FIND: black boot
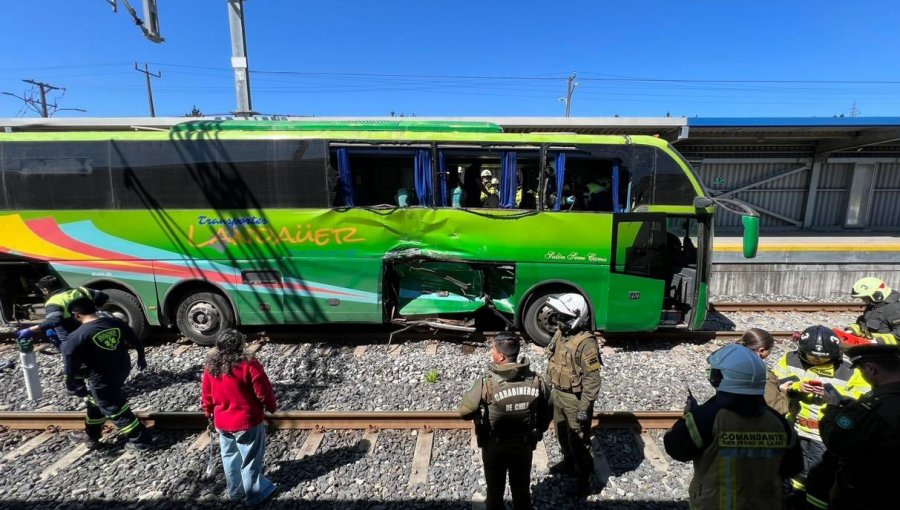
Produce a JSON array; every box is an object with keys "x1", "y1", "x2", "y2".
[{"x1": 549, "y1": 459, "x2": 576, "y2": 476}]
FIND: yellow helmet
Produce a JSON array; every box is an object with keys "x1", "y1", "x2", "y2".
[{"x1": 851, "y1": 277, "x2": 891, "y2": 302}]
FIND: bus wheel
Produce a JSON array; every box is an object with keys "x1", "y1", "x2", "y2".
[
  {"x1": 100, "y1": 289, "x2": 148, "y2": 339},
  {"x1": 523, "y1": 292, "x2": 569, "y2": 347},
  {"x1": 175, "y1": 292, "x2": 234, "y2": 346}
]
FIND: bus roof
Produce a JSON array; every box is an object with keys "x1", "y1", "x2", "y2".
[{"x1": 170, "y1": 119, "x2": 504, "y2": 133}]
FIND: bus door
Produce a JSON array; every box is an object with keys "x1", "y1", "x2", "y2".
[
  {"x1": 607, "y1": 213, "x2": 668, "y2": 331},
  {"x1": 235, "y1": 265, "x2": 284, "y2": 325}
]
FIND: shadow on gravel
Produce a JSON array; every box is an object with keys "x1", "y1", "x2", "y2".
[
  {"x1": 269, "y1": 438, "x2": 370, "y2": 493},
  {"x1": 0, "y1": 499, "x2": 689, "y2": 509},
  {"x1": 701, "y1": 307, "x2": 737, "y2": 331},
  {"x1": 125, "y1": 364, "x2": 203, "y2": 393},
  {"x1": 271, "y1": 348, "x2": 345, "y2": 409}
]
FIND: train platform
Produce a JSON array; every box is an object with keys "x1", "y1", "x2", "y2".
[{"x1": 710, "y1": 235, "x2": 900, "y2": 297}]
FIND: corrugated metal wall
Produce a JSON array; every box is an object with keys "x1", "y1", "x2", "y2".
[
  {"x1": 872, "y1": 163, "x2": 900, "y2": 227},
  {"x1": 812, "y1": 163, "x2": 853, "y2": 227}
]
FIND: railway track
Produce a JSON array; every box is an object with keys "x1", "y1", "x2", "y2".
[
  {"x1": 0, "y1": 410, "x2": 682, "y2": 431},
  {"x1": 711, "y1": 302, "x2": 862, "y2": 313}
]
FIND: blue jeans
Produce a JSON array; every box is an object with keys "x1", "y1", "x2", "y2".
[{"x1": 218, "y1": 423, "x2": 276, "y2": 506}]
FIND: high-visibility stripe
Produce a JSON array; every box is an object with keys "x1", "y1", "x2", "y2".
[
  {"x1": 86, "y1": 395, "x2": 97, "y2": 406},
  {"x1": 109, "y1": 405, "x2": 131, "y2": 420},
  {"x1": 791, "y1": 478, "x2": 806, "y2": 491},
  {"x1": 718, "y1": 457, "x2": 736, "y2": 509},
  {"x1": 807, "y1": 493, "x2": 829, "y2": 509},
  {"x1": 85, "y1": 416, "x2": 107, "y2": 425},
  {"x1": 685, "y1": 412, "x2": 704, "y2": 448},
  {"x1": 120, "y1": 418, "x2": 141, "y2": 435}
]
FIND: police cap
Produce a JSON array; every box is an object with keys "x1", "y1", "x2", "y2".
[{"x1": 843, "y1": 343, "x2": 900, "y2": 367}]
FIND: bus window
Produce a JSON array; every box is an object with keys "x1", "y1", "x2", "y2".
[
  {"x1": 546, "y1": 145, "x2": 640, "y2": 213},
  {"x1": 2, "y1": 141, "x2": 112, "y2": 209},
  {"x1": 111, "y1": 140, "x2": 219, "y2": 209},
  {"x1": 437, "y1": 148, "x2": 539, "y2": 209},
  {"x1": 654, "y1": 149, "x2": 698, "y2": 205},
  {"x1": 328, "y1": 147, "x2": 419, "y2": 207}
]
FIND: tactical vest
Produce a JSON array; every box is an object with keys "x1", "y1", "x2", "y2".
[
  {"x1": 483, "y1": 372, "x2": 543, "y2": 443},
  {"x1": 46, "y1": 287, "x2": 91, "y2": 320},
  {"x1": 688, "y1": 408, "x2": 795, "y2": 510},
  {"x1": 547, "y1": 331, "x2": 594, "y2": 393}
]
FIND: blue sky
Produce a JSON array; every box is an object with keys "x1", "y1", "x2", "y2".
[{"x1": 1, "y1": 1, "x2": 899, "y2": 118}]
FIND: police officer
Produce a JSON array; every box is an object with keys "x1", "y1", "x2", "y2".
[
  {"x1": 544, "y1": 293, "x2": 602, "y2": 492},
  {"x1": 64, "y1": 297, "x2": 152, "y2": 451},
  {"x1": 664, "y1": 344, "x2": 803, "y2": 509},
  {"x1": 847, "y1": 277, "x2": 900, "y2": 345},
  {"x1": 773, "y1": 325, "x2": 870, "y2": 509},
  {"x1": 459, "y1": 332, "x2": 551, "y2": 510},
  {"x1": 821, "y1": 343, "x2": 900, "y2": 509},
  {"x1": 15, "y1": 275, "x2": 108, "y2": 350}
]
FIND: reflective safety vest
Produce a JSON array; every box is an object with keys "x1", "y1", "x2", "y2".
[
  {"x1": 686, "y1": 407, "x2": 797, "y2": 510},
  {"x1": 45, "y1": 287, "x2": 92, "y2": 320},
  {"x1": 547, "y1": 331, "x2": 594, "y2": 393},
  {"x1": 483, "y1": 372, "x2": 543, "y2": 442},
  {"x1": 773, "y1": 352, "x2": 870, "y2": 441}
]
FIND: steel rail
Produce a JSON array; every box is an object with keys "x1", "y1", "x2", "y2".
[
  {"x1": 0, "y1": 410, "x2": 682, "y2": 431},
  {"x1": 712, "y1": 302, "x2": 862, "y2": 313}
]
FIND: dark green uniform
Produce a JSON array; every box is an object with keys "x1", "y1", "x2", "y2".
[
  {"x1": 545, "y1": 329, "x2": 603, "y2": 482},
  {"x1": 460, "y1": 360, "x2": 552, "y2": 510},
  {"x1": 821, "y1": 381, "x2": 900, "y2": 509}
]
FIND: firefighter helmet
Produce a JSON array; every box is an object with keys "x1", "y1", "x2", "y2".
[
  {"x1": 798, "y1": 325, "x2": 842, "y2": 362},
  {"x1": 545, "y1": 293, "x2": 588, "y2": 332},
  {"x1": 480, "y1": 169, "x2": 492, "y2": 178},
  {"x1": 707, "y1": 344, "x2": 766, "y2": 395},
  {"x1": 851, "y1": 277, "x2": 891, "y2": 302}
]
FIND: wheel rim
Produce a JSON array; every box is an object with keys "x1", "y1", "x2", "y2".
[
  {"x1": 101, "y1": 304, "x2": 130, "y2": 324},
  {"x1": 535, "y1": 304, "x2": 561, "y2": 337},
  {"x1": 186, "y1": 301, "x2": 221, "y2": 335}
]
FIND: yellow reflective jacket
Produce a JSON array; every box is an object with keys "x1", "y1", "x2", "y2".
[{"x1": 772, "y1": 352, "x2": 870, "y2": 441}]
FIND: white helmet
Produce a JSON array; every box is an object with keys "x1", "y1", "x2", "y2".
[
  {"x1": 545, "y1": 293, "x2": 588, "y2": 332},
  {"x1": 480, "y1": 169, "x2": 492, "y2": 178}
]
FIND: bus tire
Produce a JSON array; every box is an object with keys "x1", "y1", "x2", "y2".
[
  {"x1": 175, "y1": 292, "x2": 234, "y2": 346},
  {"x1": 522, "y1": 292, "x2": 589, "y2": 347},
  {"x1": 100, "y1": 288, "x2": 149, "y2": 340}
]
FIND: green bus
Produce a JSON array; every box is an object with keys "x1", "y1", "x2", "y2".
[{"x1": 0, "y1": 119, "x2": 758, "y2": 345}]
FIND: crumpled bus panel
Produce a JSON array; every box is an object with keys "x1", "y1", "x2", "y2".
[{"x1": 393, "y1": 260, "x2": 485, "y2": 316}]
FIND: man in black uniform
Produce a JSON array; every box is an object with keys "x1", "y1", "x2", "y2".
[
  {"x1": 821, "y1": 343, "x2": 900, "y2": 509},
  {"x1": 459, "y1": 332, "x2": 552, "y2": 510},
  {"x1": 64, "y1": 297, "x2": 152, "y2": 450},
  {"x1": 15, "y1": 275, "x2": 108, "y2": 350}
]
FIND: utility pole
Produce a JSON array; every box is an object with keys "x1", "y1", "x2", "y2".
[
  {"x1": 134, "y1": 63, "x2": 161, "y2": 117},
  {"x1": 564, "y1": 73, "x2": 579, "y2": 117},
  {"x1": 23, "y1": 79, "x2": 61, "y2": 118},
  {"x1": 227, "y1": 0, "x2": 254, "y2": 116}
]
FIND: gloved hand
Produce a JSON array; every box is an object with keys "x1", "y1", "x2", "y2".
[
  {"x1": 16, "y1": 328, "x2": 33, "y2": 340},
  {"x1": 137, "y1": 354, "x2": 147, "y2": 371},
  {"x1": 576, "y1": 410, "x2": 590, "y2": 427}
]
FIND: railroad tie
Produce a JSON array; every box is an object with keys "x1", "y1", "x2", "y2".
[
  {"x1": 173, "y1": 345, "x2": 191, "y2": 357},
  {"x1": 282, "y1": 344, "x2": 299, "y2": 358},
  {"x1": 39, "y1": 443, "x2": 90, "y2": 480},
  {"x1": 188, "y1": 431, "x2": 211, "y2": 452},
  {"x1": 633, "y1": 429, "x2": 670, "y2": 473},
  {"x1": 389, "y1": 344, "x2": 403, "y2": 359},
  {"x1": 408, "y1": 429, "x2": 433, "y2": 486},
  {"x1": 316, "y1": 345, "x2": 332, "y2": 357},
  {"x1": 2, "y1": 431, "x2": 54, "y2": 462},
  {"x1": 425, "y1": 341, "x2": 438, "y2": 356},
  {"x1": 361, "y1": 429, "x2": 378, "y2": 455},
  {"x1": 590, "y1": 435, "x2": 613, "y2": 486},
  {"x1": 352, "y1": 345, "x2": 367, "y2": 357},
  {"x1": 294, "y1": 430, "x2": 325, "y2": 459}
]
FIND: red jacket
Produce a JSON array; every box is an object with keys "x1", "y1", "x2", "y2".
[{"x1": 201, "y1": 358, "x2": 277, "y2": 432}]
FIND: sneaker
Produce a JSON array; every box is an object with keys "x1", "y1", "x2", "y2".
[
  {"x1": 69, "y1": 431, "x2": 101, "y2": 449},
  {"x1": 124, "y1": 441, "x2": 152, "y2": 452},
  {"x1": 252, "y1": 484, "x2": 279, "y2": 508}
]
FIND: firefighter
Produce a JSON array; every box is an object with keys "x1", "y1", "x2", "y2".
[
  {"x1": 821, "y1": 343, "x2": 900, "y2": 509},
  {"x1": 773, "y1": 325, "x2": 870, "y2": 509},
  {"x1": 459, "y1": 332, "x2": 552, "y2": 510},
  {"x1": 64, "y1": 297, "x2": 151, "y2": 450},
  {"x1": 664, "y1": 344, "x2": 803, "y2": 509},
  {"x1": 847, "y1": 277, "x2": 900, "y2": 345},
  {"x1": 15, "y1": 275, "x2": 108, "y2": 350},
  {"x1": 544, "y1": 293, "x2": 603, "y2": 493}
]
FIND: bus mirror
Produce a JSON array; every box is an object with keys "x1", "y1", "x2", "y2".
[
  {"x1": 693, "y1": 197, "x2": 714, "y2": 208},
  {"x1": 741, "y1": 215, "x2": 759, "y2": 258}
]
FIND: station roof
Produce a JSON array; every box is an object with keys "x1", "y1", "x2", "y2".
[{"x1": 3, "y1": 115, "x2": 900, "y2": 156}]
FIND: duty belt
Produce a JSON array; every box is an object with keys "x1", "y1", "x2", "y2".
[
  {"x1": 796, "y1": 417, "x2": 820, "y2": 430},
  {"x1": 552, "y1": 386, "x2": 581, "y2": 395}
]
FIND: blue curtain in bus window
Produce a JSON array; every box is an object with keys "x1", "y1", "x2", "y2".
[
  {"x1": 500, "y1": 152, "x2": 517, "y2": 208},
  {"x1": 337, "y1": 148, "x2": 355, "y2": 207},
  {"x1": 414, "y1": 149, "x2": 433, "y2": 206},
  {"x1": 612, "y1": 158, "x2": 621, "y2": 213},
  {"x1": 437, "y1": 151, "x2": 448, "y2": 207},
  {"x1": 554, "y1": 152, "x2": 566, "y2": 211}
]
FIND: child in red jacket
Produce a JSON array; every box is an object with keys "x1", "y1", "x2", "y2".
[{"x1": 201, "y1": 329, "x2": 278, "y2": 507}]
